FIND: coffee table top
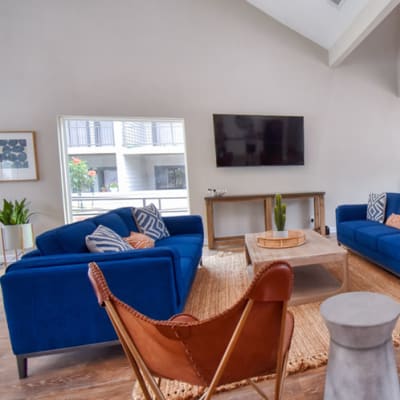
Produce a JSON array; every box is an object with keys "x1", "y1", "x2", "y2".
[{"x1": 245, "y1": 229, "x2": 347, "y2": 269}]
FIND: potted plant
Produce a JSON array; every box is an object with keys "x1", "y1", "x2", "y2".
[
  {"x1": 109, "y1": 182, "x2": 119, "y2": 192},
  {"x1": 0, "y1": 198, "x2": 34, "y2": 251},
  {"x1": 274, "y1": 193, "x2": 288, "y2": 237},
  {"x1": 68, "y1": 157, "x2": 96, "y2": 195}
]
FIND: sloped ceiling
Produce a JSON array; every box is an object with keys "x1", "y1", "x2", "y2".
[{"x1": 246, "y1": 0, "x2": 400, "y2": 67}]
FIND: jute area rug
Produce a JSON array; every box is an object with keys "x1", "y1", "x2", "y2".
[{"x1": 133, "y1": 251, "x2": 400, "y2": 400}]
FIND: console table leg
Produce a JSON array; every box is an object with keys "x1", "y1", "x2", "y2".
[
  {"x1": 264, "y1": 198, "x2": 273, "y2": 231},
  {"x1": 319, "y1": 195, "x2": 326, "y2": 235},
  {"x1": 206, "y1": 200, "x2": 215, "y2": 249}
]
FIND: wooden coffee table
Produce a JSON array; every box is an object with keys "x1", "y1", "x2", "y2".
[{"x1": 245, "y1": 229, "x2": 348, "y2": 305}]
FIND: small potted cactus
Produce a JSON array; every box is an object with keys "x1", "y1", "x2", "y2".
[{"x1": 273, "y1": 193, "x2": 288, "y2": 237}]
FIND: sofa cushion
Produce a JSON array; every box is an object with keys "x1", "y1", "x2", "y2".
[
  {"x1": 355, "y1": 225, "x2": 399, "y2": 251},
  {"x1": 367, "y1": 193, "x2": 386, "y2": 223},
  {"x1": 157, "y1": 234, "x2": 203, "y2": 251},
  {"x1": 132, "y1": 203, "x2": 170, "y2": 240},
  {"x1": 337, "y1": 220, "x2": 377, "y2": 241},
  {"x1": 86, "y1": 225, "x2": 133, "y2": 253},
  {"x1": 378, "y1": 234, "x2": 400, "y2": 260},
  {"x1": 36, "y1": 220, "x2": 97, "y2": 255},
  {"x1": 124, "y1": 232, "x2": 154, "y2": 249},
  {"x1": 113, "y1": 207, "x2": 140, "y2": 233},
  {"x1": 93, "y1": 212, "x2": 130, "y2": 238},
  {"x1": 386, "y1": 213, "x2": 400, "y2": 229}
]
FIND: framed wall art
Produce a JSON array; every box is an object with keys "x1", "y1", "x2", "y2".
[{"x1": 0, "y1": 131, "x2": 39, "y2": 181}]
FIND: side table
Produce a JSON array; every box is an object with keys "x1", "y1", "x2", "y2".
[{"x1": 321, "y1": 291, "x2": 400, "y2": 400}]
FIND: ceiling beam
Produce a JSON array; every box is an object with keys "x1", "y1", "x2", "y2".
[{"x1": 329, "y1": 0, "x2": 400, "y2": 67}]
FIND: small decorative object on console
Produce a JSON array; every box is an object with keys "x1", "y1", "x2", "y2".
[{"x1": 207, "y1": 188, "x2": 226, "y2": 197}]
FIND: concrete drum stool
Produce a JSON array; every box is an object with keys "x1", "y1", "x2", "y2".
[{"x1": 321, "y1": 291, "x2": 400, "y2": 400}]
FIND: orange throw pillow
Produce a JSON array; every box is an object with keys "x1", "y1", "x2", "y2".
[
  {"x1": 124, "y1": 232, "x2": 155, "y2": 249},
  {"x1": 385, "y1": 213, "x2": 400, "y2": 229}
]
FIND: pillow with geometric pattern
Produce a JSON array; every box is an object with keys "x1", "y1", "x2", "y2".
[
  {"x1": 86, "y1": 225, "x2": 133, "y2": 253},
  {"x1": 385, "y1": 213, "x2": 400, "y2": 229},
  {"x1": 366, "y1": 192, "x2": 387, "y2": 223},
  {"x1": 132, "y1": 203, "x2": 170, "y2": 241},
  {"x1": 124, "y1": 231, "x2": 155, "y2": 249}
]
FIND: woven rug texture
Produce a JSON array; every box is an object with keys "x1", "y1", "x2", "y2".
[{"x1": 132, "y1": 251, "x2": 400, "y2": 399}]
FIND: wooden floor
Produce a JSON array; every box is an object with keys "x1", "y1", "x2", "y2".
[
  {"x1": 0, "y1": 335, "x2": 329, "y2": 400},
  {"x1": 2, "y1": 339, "x2": 400, "y2": 400}
]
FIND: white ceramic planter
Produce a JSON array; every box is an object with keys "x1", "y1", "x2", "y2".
[
  {"x1": 20, "y1": 223, "x2": 34, "y2": 248},
  {"x1": 1, "y1": 223, "x2": 33, "y2": 250},
  {"x1": 273, "y1": 230, "x2": 289, "y2": 238}
]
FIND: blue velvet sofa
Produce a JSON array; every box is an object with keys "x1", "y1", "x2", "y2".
[
  {"x1": 336, "y1": 192, "x2": 400, "y2": 276},
  {"x1": 1, "y1": 207, "x2": 203, "y2": 378}
]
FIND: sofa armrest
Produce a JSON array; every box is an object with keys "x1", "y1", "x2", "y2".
[
  {"x1": 6, "y1": 247, "x2": 180, "y2": 272},
  {"x1": 336, "y1": 204, "x2": 367, "y2": 223},
  {"x1": 21, "y1": 249, "x2": 41, "y2": 259},
  {"x1": 1, "y1": 256, "x2": 180, "y2": 355},
  {"x1": 163, "y1": 215, "x2": 204, "y2": 236}
]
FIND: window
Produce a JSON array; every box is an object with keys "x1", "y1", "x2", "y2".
[
  {"x1": 59, "y1": 117, "x2": 189, "y2": 222},
  {"x1": 155, "y1": 166, "x2": 186, "y2": 189},
  {"x1": 67, "y1": 120, "x2": 115, "y2": 147}
]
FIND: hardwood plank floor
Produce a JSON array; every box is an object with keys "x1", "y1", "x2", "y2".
[{"x1": 3, "y1": 341, "x2": 400, "y2": 400}]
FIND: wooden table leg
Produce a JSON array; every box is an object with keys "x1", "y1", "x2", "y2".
[
  {"x1": 319, "y1": 194, "x2": 326, "y2": 236},
  {"x1": 264, "y1": 197, "x2": 273, "y2": 231},
  {"x1": 205, "y1": 199, "x2": 216, "y2": 249},
  {"x1": 313, "y1": 195, "x2": 321, "y2": 234}
]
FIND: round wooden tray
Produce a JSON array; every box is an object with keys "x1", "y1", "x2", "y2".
[{"x1": 256, "y1": 229, "x2": 306, "y2": 249}]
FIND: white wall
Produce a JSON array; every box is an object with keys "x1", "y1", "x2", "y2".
[{"x1": 0, "y1": 0, "x2": 399, "y2": 237}]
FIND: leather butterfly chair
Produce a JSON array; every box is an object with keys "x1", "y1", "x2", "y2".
[{"x1": 88, "y1": 260, "x2": 294, "y2": 400}]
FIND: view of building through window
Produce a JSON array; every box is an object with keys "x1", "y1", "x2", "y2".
[{"x1": 60, "y1": 117, "x2": 189, "y2": 222}]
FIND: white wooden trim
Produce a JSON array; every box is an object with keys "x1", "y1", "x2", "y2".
[{"x1": 329, "y1": 0, "x2": 400, "y2": 67}]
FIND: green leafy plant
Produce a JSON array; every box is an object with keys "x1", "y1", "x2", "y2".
[
  {"x1": 274, "y1": 193, "x2": 286, "y2": 231},
  {"x1": 108, "y1": 182, "x2": 118, "y2": 191},
  {"x1": 68, "y1": 157, "x2": 96, "y2": 194},
  {"x1": 0, "y1": 198, "x2": 33, "y2": 225}
]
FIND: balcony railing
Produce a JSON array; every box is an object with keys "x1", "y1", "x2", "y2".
[{"x1": 71, "y1": 191, "x2": 189, "y2": 222}]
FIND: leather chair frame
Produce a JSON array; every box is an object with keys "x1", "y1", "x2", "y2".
[{"x1": 88, "y1": 260, "x2": 294, "y2": 400}]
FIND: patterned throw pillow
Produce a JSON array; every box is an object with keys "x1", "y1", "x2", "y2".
[
  {"x1": 86, "y1": 225, "x2": 133, "y2": 253},
  {"x1": 366, "y1": 193, "x2": 387, "y2": 223},
  {"x1": 132, "y1": 203, "x2": 170, "y2": 240},
  {"x1": 386, "y1": 213, "x2": 400, "y2": 229},
  {"x1": 124, "y1": 232, "x2": 155, "y2": 249}
]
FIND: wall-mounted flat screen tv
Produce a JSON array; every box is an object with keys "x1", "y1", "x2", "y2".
[{"x1": 213, "y1": 114, "x2": 304, "y2": 167}]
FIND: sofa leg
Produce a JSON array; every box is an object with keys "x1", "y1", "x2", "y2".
[{"x1": 17, "y1": 355, "x2": 27, "y2": 379}]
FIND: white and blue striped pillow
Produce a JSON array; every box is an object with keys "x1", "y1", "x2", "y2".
[
  {"x1": 86, "y1": 225, "x2": 133, "y2": 253},
  {"x1": 132, "y1": 203, "x2": 170, "y2": 240},
  {"x1": 367, "y1": 193, "x2": 387, "y2": 223}
]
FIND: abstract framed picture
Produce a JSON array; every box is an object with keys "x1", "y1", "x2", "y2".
[{"x1": 0, "y1": 131, "x2": 39, "y2": 181}]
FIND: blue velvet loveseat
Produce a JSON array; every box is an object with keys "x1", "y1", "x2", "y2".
[
  {"x1": 1, "y1": 207, "x2": 204, "y2": 378},
  {"x1": 336, "y1": 192, "x2": 400, "y2": 276}
]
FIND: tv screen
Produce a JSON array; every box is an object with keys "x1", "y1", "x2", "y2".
[{"x1": 213, "y1": 114, "x2": 304, "y2": 167}]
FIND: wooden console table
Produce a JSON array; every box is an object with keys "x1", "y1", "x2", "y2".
[{"x1": 205, "y1": 192, "x2": 326, "y2": 249}]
